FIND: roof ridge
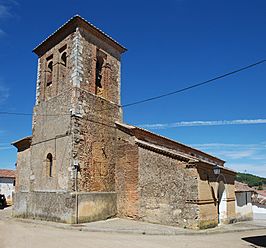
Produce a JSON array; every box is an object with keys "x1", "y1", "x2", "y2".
[
  {"x1": 33, "y1": 15, "x2": 127, "y2": 55},
  {"x1": 116, "y1": 121, "x2": 225, "y2": 164}
]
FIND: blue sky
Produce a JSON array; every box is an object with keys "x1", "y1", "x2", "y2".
[{"x1": 0, "y1": 0, "x2": 266, "y2": 177}]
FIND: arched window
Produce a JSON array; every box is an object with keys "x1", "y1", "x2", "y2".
[
  {"x1": 47, "y1": 153, "x2": 53, "y2": 177},
  {"x1": 46, "y1": 60, "x2": 53, "y2": 87},
  {"x1": 96, "y1": 56, "x2": 104, "y2": 87},
  {"x1": 61, "y1": 52, "x2": 67, "y2": 67},
  {"x1": 48, "y1": 61, "x2": 53, "y2": 72},
  {"x1": 95, "y1": 56, "x2": 104, "y2": 96}
]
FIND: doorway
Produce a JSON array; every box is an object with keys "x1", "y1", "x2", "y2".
[{"x1": 217, "y1": 181, "x2": 227, "y2": 224}]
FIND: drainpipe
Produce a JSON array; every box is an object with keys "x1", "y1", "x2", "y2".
[{"x1": 73, "y1": 161, "x2": 80, "y2": 224}]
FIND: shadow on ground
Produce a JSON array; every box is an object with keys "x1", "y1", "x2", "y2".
[
  {"x1": 242, "y1": 235, "x2": 266, "y2": 247},
  {"x1": 0, "y1": 204, "x2": 11, "y2": 210}
]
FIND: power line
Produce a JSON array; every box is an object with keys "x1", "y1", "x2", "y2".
[
  {"x1": 0, "y1": 111, "x2": 70, "y2": 116},
  {"x1": 0, "y1": 59, "x2": 265, "y2": 117},
  {"x1": 122, "y1": 59, "x2": 266, "y2": 108},
  {"x1": 94, "y1": 59, "x2": 266, "y2": 111}
]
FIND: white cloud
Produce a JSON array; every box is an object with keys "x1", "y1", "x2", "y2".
[
  {"x1": 0, "y1": 4, "x2": 11, "y2": 18},
  {"x1": 0, "y1": 146, "x2": 12, "y2": 150},
  {"x1": 217, "y1": 150, "x2": 255, "y2": 159},
  {"x1": 230, "y1": 163, "x2": 266, "y2": 177},
  {"x1": 191, "y1": 143, "x2": 260, "y2": 148},
  {"x1": 139, "y1": 119, "x2": 266, "y2": 129},
  {"x1": 191, "y1": 142, "x2": 266, "y2": 158},
  {"x1": 0, "y1": 0, "x2": 17, "y2": 36},
  {"x1": 0, "y1": 142, "x2": 12, "y2": 150},
  {"x1": 191, "y1": 143, "x2": 266, "y2": 151},
  {"x1": 189, "y1": 142, "x2": 266, "y2": 177}
]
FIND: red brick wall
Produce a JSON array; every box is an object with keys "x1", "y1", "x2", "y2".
[{"x1": 115, "y1": 132, "x2": 139, "y2": 218}]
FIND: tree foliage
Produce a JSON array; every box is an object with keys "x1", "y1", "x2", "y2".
[{"x1": 236, "y1": 172, "x2": 266, "y2": 187}]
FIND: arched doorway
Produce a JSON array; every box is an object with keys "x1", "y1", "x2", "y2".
[{"x1": 217, "y1": 181, "x2": 227, "y2": 224}]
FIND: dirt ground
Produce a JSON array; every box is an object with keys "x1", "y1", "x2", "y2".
[{"x1": 1, "y1": 208, "x2": 266, "y2": 248}]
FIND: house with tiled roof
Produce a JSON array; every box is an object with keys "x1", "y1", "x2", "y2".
[
  {"x1": 0, "y1": 169, "x2": 16, "y2": 204},
  {"x1": 235, "y1": 181, "x2": 254, "y2": 221}
]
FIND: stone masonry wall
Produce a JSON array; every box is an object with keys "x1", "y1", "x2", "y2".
[
  {"x1": 15, "y1": 147, "x2": 31, "y2": 192},
  {"x1": 70, "y1": 27, "x2": 122, "y2": 192},
  {"x1": 197, "y1": 165, "x2": 236, "y2": 228},
  {"x1": 72, "y1": 88, "x2": 121, "y2": 192},
  {"x1": 14, "y1": 21, "x2": 125, "y2": 224},
  {"x1": 13, "y1": 191, "x2": 75, "y2": 223},
  {"x1": 78, "y1": 27, "x2": 121, "y2": 105},
  {"x1": 30, "y1": 29, "x2": 81, "y2": 192},
  {"x1": 35, "y1": 32, "x2": 75, "y2": 104},
  {"x1": 197, "y1": 165, "x2": 219, "y2": 228},
  {"x1": 12, "y1": 191, "x2": 116, "y2": 224},
  {"x1": 115, "y1": 130, "x2": 139, "y2": 218},
  {"x1": 138, "y1": 147, "x2": 199, "y2": 229},
  {"x1": 31, "y1": 90, "x2": 73, "y2": 191}
]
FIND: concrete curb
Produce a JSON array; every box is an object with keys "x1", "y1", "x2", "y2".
[{"x1": 6, "y1": 216, "x2": 266, "y2": 236}]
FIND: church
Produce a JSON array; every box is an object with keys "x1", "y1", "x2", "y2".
[{"x1": 12, "y1": 15, "x2": 236, "y2": 229}]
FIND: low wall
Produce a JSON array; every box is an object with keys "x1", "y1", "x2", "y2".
[
  {"x1": 76, "y1": 192, "x2": 117, "y2": 223},
  {"x1": 235, "y1": 192, "x2": 253, "y2": 221},
  {"x1": 253, "y1": 204, "x2": 266, "y2": 220},
  {"x1": 12, "y1": 191, "x2": 117, "y2": 224}
]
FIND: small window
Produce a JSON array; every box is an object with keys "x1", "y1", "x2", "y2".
[
  {"x1": 48, "y1": 61, "x2": 53, "y2": 72},
  {"x1": 95, "y1": 49, "x2": 107, "y2": 96},
  {"x1": 61, "y1": 52, "x2": 67, "y2": 67},
  {"x1": 47, "y1": 153, "x2": 53, "y2": 177},
  {"x1": 46, "y1": 61, "x2": 53, "y2": 87},
  {"x1": 95, "y1": 56, "x2": 105, "y2": 97},
  {"x1": 96, "y1": 56, "x2": 104, "y2": 88}
]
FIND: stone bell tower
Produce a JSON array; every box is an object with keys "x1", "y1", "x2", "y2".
[{"x1": 13, "y1": 15, "x2": 127, "y2": 223}]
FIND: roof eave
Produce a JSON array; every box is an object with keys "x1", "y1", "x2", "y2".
[
  {"x1": 33, "y1": 15, "x2": 127, "y2": 57},
  {"x1": 116, "y1": 122, "x2": 225, "y2": 166},
  {"x1": 12, "y1": 136, "x2": 32, "y2": 151}
]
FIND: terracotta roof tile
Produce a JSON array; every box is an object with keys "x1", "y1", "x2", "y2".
[
  {"x1": 235, "y1": 181, "x2": 254, "y2": 192},
  {"x1": 33, "y1": 15, "x2": 127, "y2": 56},
  {"x1": 116, "y1": 122, "x2": 225, "y2": 166},
  {"x1": 256, "y1": 190, "x2": 266, "y2": 197},
  {"x1": 0, "y1": 169, "x2": 16, "y2": 178}
]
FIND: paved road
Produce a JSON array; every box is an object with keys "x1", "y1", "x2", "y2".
[
  {"x1": 1, "y1": 208, "x2": 266, "y2": 248},
  {"x1": 1, "y1": 220, "x2": 266, "y2": 248}
]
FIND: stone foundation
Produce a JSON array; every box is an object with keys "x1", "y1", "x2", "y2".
[{"x1": 12, "y1": 191, "x2": 117, "y2": 224}]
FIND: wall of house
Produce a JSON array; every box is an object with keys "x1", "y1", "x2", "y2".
[
  {"x1": 13, "y1": 191, "x2": 74, "y2": 222},
  {"x1": 138, "y1": 147, "x2": 199, "y2": 229},
  {"x1": 78, "y1": 27, "x2": 121, "y2": 104},
  {"x1": 30, "y1": 135, "x2": 72, "y2": 191},
  {"x1": 70, "y1": 28, "x2": 122, "y2": 193},
  {"x1": 31, "y1": 29, "x2": 81, "y2": 192},
  {"x1": 225, "y1": 176, "x2": 237, "y2": 223},
  {"x1": 14, "y1": 26, "x2": 123, "y2": 223},
  {"x1": 12, "y1": 191, "x2": 116, "y2": 223},
  {"x1": 35, "y1": 32, "x2": 75, "y2": 104},
  {"x1": 235, "y1": 191, "x2": 253, "y2": 221},
  {"x1": 32, "y1": 26, "x2": 123, "y2": 193},
  {"x1": 115, "y1": 130, "x2": 139, "y2": 218},
  {"x1": 72, "y1": 88, "x2": 121, "y2": 193},
  {"x1": 252, "y1": 204, "x2": 266, "y2": 220},
  {"x1": 31, "y1": 90, "x2": 73, "y2": 191},
  {"x1": 197, "y1": 166, "x2": 236, "y2": 228},
  {"x1": 0, "y1": 178, "x2": 15, "y2": 203},
  {"x1": 15, "y1": 147, "x2": 31, "y2": 192},
  {"x1": 197, "y1": 166, "x2": 219, "y2": 228},
  {"x1": 76, "y1": 192, "x2": 117, "y2": 223}
]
